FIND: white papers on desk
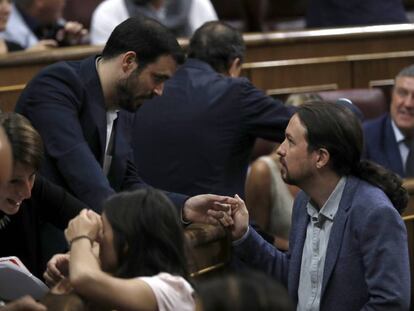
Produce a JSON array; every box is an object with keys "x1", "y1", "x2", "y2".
[{"x1": 0, "y1": 256, "x2": 48, "y2": 301}]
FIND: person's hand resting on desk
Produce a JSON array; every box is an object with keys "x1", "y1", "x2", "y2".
[
  {"x1": 27, "y1": 40, "x2": 58, "y2": 51},
  {"x1": 27, "y1": 22, "x2": 88, "y2": 51}
]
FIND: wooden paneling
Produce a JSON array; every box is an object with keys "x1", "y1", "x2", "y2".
[
  {"x1": 184, "y1": 223, "x2": 231, "y2": 278},
  {"x1": 0, "y1": 45, "x2": 102, "y2": 87},
  {"x1": 243, "y1": 24, "x2": 414, "y2": 62},
  {"x1": 241, "y1": 51, "x2": 414, "y2": 94},
  {"x1": 351, "y1": 51, "x2": 414, "y2": 87},
  {"x1": 244, "y1": 58, "x2": 352, "y2": 91},
  {"x1": 0, "y1": 84, "x2": 26, "y2": 112},
  {"x1": 403, "y1": 179, "x2": 414, "y2": 309},
  {"x1": 1, "y1": 23, "x2": 414, "y2": 87}
]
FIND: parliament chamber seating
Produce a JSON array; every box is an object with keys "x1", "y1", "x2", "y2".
[
  {"x1": 2, "y1": 23, "x2": 414, "y2": 112},
  {"x1": 402, "y1": 179, "x2": 414, "y2": 309},
  {"x1": 63, "y1": 0, "x2": 101, "y2": 29},
  {"x1": 184, "y1": 223, "x2": 230, "y2": 279},
  {"x1": 250, "y1": 87, "x2": 390, "y2": 162},
  {"x1": 1, "y1": 23, "x2": 414, "y2": 287},
  {"x1": 317, "y1": 88, "x2": 388, "y2": 120}
]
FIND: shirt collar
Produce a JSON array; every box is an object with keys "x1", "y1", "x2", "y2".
[
  {"x1": 307, "y1": 176, "x2": 347, "y2": 221},
  {"x1": 391, "y1": 119, "x2": 406, "y2": 144}
]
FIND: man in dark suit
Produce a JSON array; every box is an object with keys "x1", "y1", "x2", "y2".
[
  {"x1": 16, "y1": 17, "x2": 235, "y2": 222},
  {"x1": 212, "y1": 102, "x2": 410, "y2": 310},
  {"x1": 363, "y1": 65, "x2": 414, "y2": 177},
  {"x1": 133, "y1": 21, "x2": 293, "y2": 198}
]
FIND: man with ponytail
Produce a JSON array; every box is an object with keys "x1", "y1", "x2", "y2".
[{"x1": 211, "y1": 101, "x2": 410, "y2": 310}]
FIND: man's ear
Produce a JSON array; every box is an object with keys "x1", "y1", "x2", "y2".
[
  {"x1": 121, "y1": 51, "x2": 138, "y2": 74},
  {"x1": 315, "y1": 148, "x2": 330, "y2": 169},
  {"x1": 228, "y1": 57, "x2": 242, "y2": 77}
]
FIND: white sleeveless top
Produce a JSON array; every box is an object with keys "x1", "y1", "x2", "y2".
[
  {"x1": 257, "y1": 156, "x2": 293, "y2": 239},
  {"x1": 139, "y1": 273, "x2": 194, "y2": 311}
]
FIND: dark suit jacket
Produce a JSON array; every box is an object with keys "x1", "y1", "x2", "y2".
[
  {"x1": 16, "y1": 56, "x2": 187, "y2": 211},
  {"x1": 133, "y1": 59, "x2": 293, "y2": 197},
  {"x1": 0, "y1": 175, "x2": 85, "y2": 278},
  {"x1": 234, "y1": 176, "x2": 410, "y2": 310},
  {"x1": 363, "y1": 113, "x2": 405, "y2": 177},
  {"x1": 306, "y1": 0, "x2": 407, "y2": 28}
]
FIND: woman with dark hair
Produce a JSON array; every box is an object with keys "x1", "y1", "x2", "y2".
[
  {"x1": 61, "y1": 188, "x2": 194, "y2": 311},
  {"x1": 0, "y1": 112, "x2": 87, "y2": 278}
]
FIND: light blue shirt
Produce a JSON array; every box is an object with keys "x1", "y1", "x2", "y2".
[{"x1": 297, "y1": 177, "x2": 346, "y2": 311}]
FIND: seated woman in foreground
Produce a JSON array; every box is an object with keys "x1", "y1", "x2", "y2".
[
  {"x1": 46, "y1": 188, "x2": 194, "y2": 311},
  {"x1": 0, "y1": 112, "x2": 86, "y2": 278}
]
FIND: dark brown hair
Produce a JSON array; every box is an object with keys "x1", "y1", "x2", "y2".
[{"x1": 0, "y1": 112, "x2": 44, "y2": 171}]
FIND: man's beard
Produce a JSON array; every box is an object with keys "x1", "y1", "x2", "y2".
[
  {"x1": 115, "y1": 71, "x2": 154, "y2": 112},
  {"x1": 115, "y1": 83, "x2": 144, "y2": 112}
]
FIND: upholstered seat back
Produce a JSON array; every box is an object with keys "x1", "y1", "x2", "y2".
[{"x1": 317, "y1": 88, "x2": 388, "y2": 120}]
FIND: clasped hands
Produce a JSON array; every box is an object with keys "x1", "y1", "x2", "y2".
[
  {"x1": 183, "y1": 194, "x2": 250, "y2": 241},
  {"x1": 45, "y1": 194, "x2": 250, "y2": 285}
]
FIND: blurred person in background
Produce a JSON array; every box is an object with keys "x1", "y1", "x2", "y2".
[
  {"x1": 90, "y1": 0, "x2": 217, "y2": 44},
  {"x1": 3, "y1": 0, "x2": 88, "y2": 50}
]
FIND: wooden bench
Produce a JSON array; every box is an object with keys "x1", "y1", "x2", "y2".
[
  {"x1": 0, "y1": 24, "x2": 414, "y2": 110},
  {"x1": 403, "y1": 178, "x2": 414, "y2": 310},
  {"x1": 243, "y1": 50, "x2": 414, "y2": 95},
  {"x1": 402, "y1": 178, "x2": 414, "y2": 310},
  {"x1": 242, "y1": 24, "x2": 414, "y2": 62},
  {"x1": 185, "y1": 223, "x2": 230, "y2": 279}
]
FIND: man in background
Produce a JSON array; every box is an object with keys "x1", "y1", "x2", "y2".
[
  {"x1": 4, "y1": 0, "x2": 87, "y2": 50},
  {"x1": 133, "y1": 21, "x2": 293, "y2": 198},
  {"x1": 364, "y1": 64, "x2": 414, "y2": 177},
  {"x1": 90, "y1": 0, "x2": 217, "y2": 44}
]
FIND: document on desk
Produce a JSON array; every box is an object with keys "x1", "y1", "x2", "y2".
[{"x1": 0, "y1": 256, "x2": 48, "y2": 301}]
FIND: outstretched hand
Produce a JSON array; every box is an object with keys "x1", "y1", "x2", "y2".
[
  {"x1": 208, "y1": 194, "x2": 249, "y2": 240},
  {"x1": 183, "y1": 194, "x2": 238, "y2": 225}
]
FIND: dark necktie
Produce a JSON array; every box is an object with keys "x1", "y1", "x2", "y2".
[
  {"x1": 103, "y1": 113, "x2": 118, "y2": 176},
  {"x1": 405, "y1": 138, "x2": 414, "y2": 177},
  {"x1": 107, "y1": 116, "x2": 117, "y2": 157}
]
